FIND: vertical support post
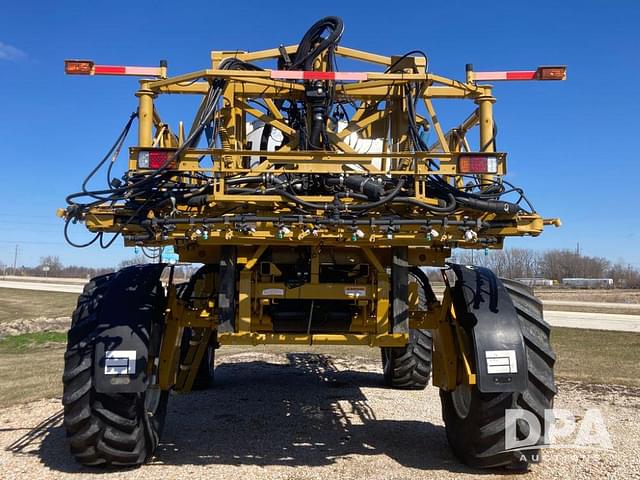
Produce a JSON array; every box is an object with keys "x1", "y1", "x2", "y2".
[
  {"x1": 218, "y1": 245, "x2": 237, "y2": 333},
  {"x1": 431, "y1": 287, "x2": 458, "y2": 391},
  {"x1": 136, "y1": 82, "x2": 155, "y2": 147},
  {"x1": 476, "y1": 91, "x2": 496, "y2": 186},
  {"x1": 237, "y1": 270, "x2": 252, "y2": 333},
  {"x1": 310, "y1": 248, "x2": 320, "y2": 284},
  {"x1": 376, "y1": 272, "x2": 390, "y2": 335},
  {"x1": 158, "y1": 286, "x2": 182, "y2": 390}
]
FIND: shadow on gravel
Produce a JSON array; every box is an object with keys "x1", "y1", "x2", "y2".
[{"x1": 27, "y1": 353, "x2": 490, "y2": 475}]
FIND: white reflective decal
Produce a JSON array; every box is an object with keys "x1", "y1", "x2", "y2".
[
  {"x1": 485, "y1": 350, "x2": 517, "y2": 374},
  {"x1": 344, "y1": 287, "x2": 367, "y2": 297},
  {"x1": 105, "y1": 350, "x2": 137, "y2": 375},
  {"x1": 262, "y1": 288, "x2": 284, "y2": 296}
]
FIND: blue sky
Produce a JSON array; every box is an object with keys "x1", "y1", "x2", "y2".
[{"x1": 0, "y1": 1, "x2": 638, "y2": 268}]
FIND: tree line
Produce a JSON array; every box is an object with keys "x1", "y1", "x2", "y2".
[
  {"x1": 2, "y1": 249, "x2": 639, "y2": 288},
  {"x1": 0, "y1": 254, "x2": 195, "y2": 282},
  {"x1": 451, "y1": 248, "x2": 640, "y2": 288}
]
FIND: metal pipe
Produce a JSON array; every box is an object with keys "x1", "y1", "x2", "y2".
[
  {"x1": 476, "y1": 92, "x2": 496, "y2": 186},
  {"x1": 136, "y1": 82, "x2": 155, "y2": 147}
]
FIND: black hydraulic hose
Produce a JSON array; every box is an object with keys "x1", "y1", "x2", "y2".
[
  {"x1": 277, "y1": 189, "x2": 333, "y2": 211},
  {"x1": 65, "y1": 57, "x2": 263, "y2": 216},
  {"x1": 76, "y1": 112, "x2": 137, "y2": 202},
  {"x1": 225, "y1": 176, "x2": 265, "y2": 186},
  {"x1": 226, "y1": 187, "x2": 259, "y2": 194},
  {"x1": 392, "y1": 194, "x2": 457, "y2": 214},
  {"x1": 456, "y1": 196, "x2": 520, "y2": 214},
  {"x1": 309, "y1": 108, "x2": 325, "y2": 150},
  {"x1": 291, "y1": 16, "x2": 344, "y2": 70},
  {"x1": 346, "y1": 179, "x2": 406, "y2": 211},
  {"x1": 276, "y1": 179, "x2": 406, "y2": 213},
  {"x1": 142, "y1": 215, "x2": 491, "y2": 228}
]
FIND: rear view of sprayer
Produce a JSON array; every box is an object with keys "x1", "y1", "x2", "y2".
[{"x1": 60, "y1": 17, "x2": 563, "y2": 470}]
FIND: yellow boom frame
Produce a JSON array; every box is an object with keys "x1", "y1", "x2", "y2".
[{"x1": 70, "y1": 45, "x2": 560, "y2": 393}]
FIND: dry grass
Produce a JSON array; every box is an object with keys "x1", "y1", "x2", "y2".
[
  {"x1": 0, "y1": 327, "x2": 638, "y2": 408},
  {"x1": 542, "y1": 304, "x2": 640, "y2": 314},
  {"x1": 0, "y1": 343, "x2": 64, "y2": 408},
  {"x1": 535, "y1": 288, "x2": 640, "y2": 304},
  {"x1": 551, "y1": 327, "x2": 640, "y2": 386},
  {"x1": 0, "y1": 288, "x2": 78, "y2": 324}
]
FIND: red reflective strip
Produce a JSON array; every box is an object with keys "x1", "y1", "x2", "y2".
[
  {"x1": 303, "y1": 71, "x2": 337, "y2": 80},
  {"x1": 94, "y1": 65, "x2": 126, "y2": 75},
  {"x1": 125, "y1": 66, "x2": 162, "y2": 76},
  {"x1": 333, "y1": 72, "x2": 368, "y2": 81},
  {"x1": 505, "y1": 71, "x2": 537, "y2": 80},
  {"x1": 474, "y1": 70, "x2": 537, "y2": 81},
  {"x1": 271, "y1": 70, "x2": 304, "y2": 80},
  {"x1": 92, "y1": 65, "x2": 161, "y2": 76},
  {"x1": 270, "y1": 70, "x2": 367, "y2": 81},
  {"x1": 473, "y1": 71, "x2": 507, "y2": 81}
]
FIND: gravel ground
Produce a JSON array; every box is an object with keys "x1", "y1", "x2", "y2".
[{"x1": 1, "y1": 350, "x2": 639, "y2": 480}]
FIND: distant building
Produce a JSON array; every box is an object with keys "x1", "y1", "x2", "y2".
[
  {"x1": 515, "y1": 278, "x2": 554, "y2": 287},
  {"x1": 561, "y1": 278, "x2": 614, "y2": 289}
]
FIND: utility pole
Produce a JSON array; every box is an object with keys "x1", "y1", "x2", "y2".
[{"x1": 12, "y1": 244, "x2": 18, "y2": 276}]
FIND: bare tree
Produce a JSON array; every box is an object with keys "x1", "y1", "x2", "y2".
[
  {"x1": 608, "y1": 261, "x2": 640, "y2": 288},
  {"x1": 538, "y1": 249, "x2": 609, "y2": 280},
  {"x1": 38, "y1": 255, "x2": 63, "y2": 276}
]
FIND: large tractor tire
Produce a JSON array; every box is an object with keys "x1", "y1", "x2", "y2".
[
  {"x1": 440, "y1": 277, "x2": 556, "y2": 470},
  {"x1": 382, "y1": 329, "x2": 433, "y2": 389},
  {"x1": 381, "y1": 268, "x2": 434, "y2": 389},
  {"x1": 62, "y1": 267, "x2": 169, "y2": 467}
]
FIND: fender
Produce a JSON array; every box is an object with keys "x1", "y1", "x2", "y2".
[
  {"x1": 448, "y1": 263, "x2": 528, "y2": 393},
  {"x1": 93, "y1": 264, "x2": 166, "y2": 393}
]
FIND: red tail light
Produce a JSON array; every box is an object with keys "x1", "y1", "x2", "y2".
[
  {"x1": 138, "y1": 149, "x2": 176, "y2": 169},
  {"x1": 536, "y1": 66, "x2": 567, "y2": 81},
  {"x1": 64, "y1": 60, "x2": 94, "y2": 75},
  {"x1": 458, "y1": 155, "x2": 498, "y2": 174}
]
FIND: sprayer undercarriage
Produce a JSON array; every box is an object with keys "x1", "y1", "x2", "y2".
[{"x1": 60, "y1": 15, "x2": 563, "y2": 471}]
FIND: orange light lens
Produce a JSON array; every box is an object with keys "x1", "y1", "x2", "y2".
[
  {"x1": 536, "y1": 66, "x2": 566, "y2": 81},
  {"x1": 64, "y1": 60, "x2": 94, "y2": 75}
]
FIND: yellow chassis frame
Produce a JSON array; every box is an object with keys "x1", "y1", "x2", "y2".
[
  {"x1": 82, "y1": 44, "x2": 559, "y2": 250},
  {"x1": 72, "y1": 44, "x2": 560, "y2": 394}
]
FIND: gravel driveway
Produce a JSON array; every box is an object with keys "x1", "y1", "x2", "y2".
[{"x1": 1, "y1": 350, "x2": 639, "y2": 479}]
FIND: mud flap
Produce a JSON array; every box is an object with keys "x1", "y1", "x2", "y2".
[
  {"x1": 93, "y1": 264, "x2": 166, "y2": 393},
  {"x1": 448, "y1": 264, "x2": 528, "y2": 393}
]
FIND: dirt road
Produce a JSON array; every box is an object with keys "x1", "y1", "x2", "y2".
[
  {"x1": 0, "y1": 281, "x2": 83, "y2": 294},
  {"x1": 2, "y1": 282, "x2": 640, "y2": 332},
  {"x1": 1, "y1": 350, "x2": 638, "y2": 479},
  {"x1": 545, "y1": 310, "x2": 640, "y2": 332}
]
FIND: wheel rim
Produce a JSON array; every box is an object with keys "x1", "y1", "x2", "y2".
[{"x1": 451, "y1": 384, "x2": 472, "y2": 419}]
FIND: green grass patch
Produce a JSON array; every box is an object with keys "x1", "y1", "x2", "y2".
[
  {"x1": 551, "y1": 327, "x2": 640, "y2": 386},
  {"x1": 0, "y1": 331, "x2": 67, "y2": 353},
  {"x1": 0, "y1": 326, "x2": 637, "y2": 409}
]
